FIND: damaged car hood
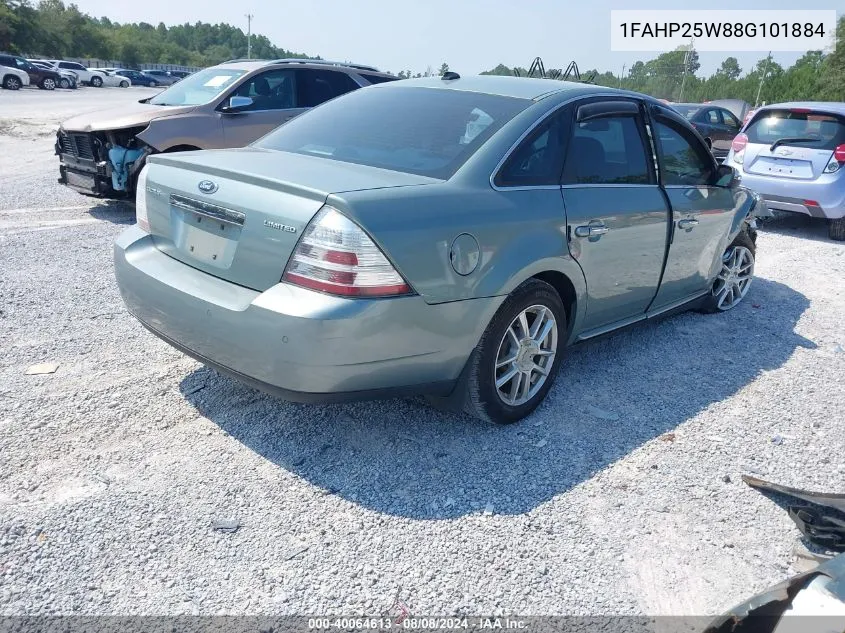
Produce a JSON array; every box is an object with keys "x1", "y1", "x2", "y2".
[{"x1": 60, "y1": 101, "x2": 197, "y2": 133}]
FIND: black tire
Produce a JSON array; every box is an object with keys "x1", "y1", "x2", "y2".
[
  {"x1": 120, "y1": 80, "x2": 129, "y2": 88},
  {"x1": 2, "y1": 75, "x2": 21, "y2": 90},
  {"x1": 700, "y1": 230, "x2": 756, "y2": 313},
  {"x1": 829, "y1": 218, "x2": 845, "y2": 241},
  {"x1": 59, "y1": 77, "x2": 70, "y2": 89},
  {"x1": 90, "y1": 76, "x2": 103, "y2": 87},
  {"x1": 456, "y1": 279, "x2": 567, "y2": 424},
  {"x1": 41, "y1": 77, "x2": 56, "y2": 90},
  {"x1": 149, "y1": 80, "x2": 158, "y2": 87}
]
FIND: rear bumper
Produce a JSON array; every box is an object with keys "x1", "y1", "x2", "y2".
[
  {"x1": 114, "y1": 226, "x2": 502, "y2": 401},
  {"x1": 735, "y1": 170, "x2": 845, "y2": 220}
]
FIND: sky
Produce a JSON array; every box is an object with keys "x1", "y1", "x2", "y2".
[{"x1": 68, "y1": 0, "x2": 840, "y2": 77}]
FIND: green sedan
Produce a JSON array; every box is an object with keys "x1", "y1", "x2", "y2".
[{"x1": 114, "y1": 74, "x2": 762, "y2": 424}]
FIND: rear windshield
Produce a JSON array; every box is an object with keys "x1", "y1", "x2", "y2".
[
  {"x1": 254, "y1": 86, "x2": 531, "y2": 179},
  {"x1": 746, "y1": 109, "x2": 845, "y2": 150}
]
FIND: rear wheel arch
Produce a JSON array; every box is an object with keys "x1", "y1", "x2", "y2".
[{"x1": 532, "y1": 270, "x2": 577, "y2": 337}]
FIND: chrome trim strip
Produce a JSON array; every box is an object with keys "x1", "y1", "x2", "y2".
[{"x1": 170, "y1": 194, "x2": 246, "y2": 226}]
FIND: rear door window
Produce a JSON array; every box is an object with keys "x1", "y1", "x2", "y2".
[
  {"x1": 745, "y1": 109, "x2": 845, "y2": 150},
  {"x1": 561, "y1": 113, "x2": 652, "y2": 185},
  {"x1": 495, "y1": 109, "x2": 570, "y2": 187},
  {"x1": 297, "y1": 69, "x2": 360, "y2": 107},
  {"x1": 358, "y1": 73, "x2": 398, "y2": 85}
]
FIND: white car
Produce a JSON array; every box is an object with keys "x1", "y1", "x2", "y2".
[
  {"x1": 0, "y1": 64, "x2": 30, "y2": 90},
  {"x1": 97, "y1": 70, "x2": 131, "y2": 88},
  {"x1": 44, "y1": 60, "x2": 107, "y2": 87}
]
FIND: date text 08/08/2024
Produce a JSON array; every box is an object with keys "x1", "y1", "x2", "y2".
[{"x1": 308, "y1": 616, "x2": 528, "y2": 630}]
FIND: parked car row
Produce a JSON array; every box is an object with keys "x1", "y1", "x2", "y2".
[{"x1": 1, "y1": 53, "x2": 195, "y2": 91}]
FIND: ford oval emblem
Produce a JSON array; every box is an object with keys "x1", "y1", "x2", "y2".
[{"x1": 198, "y1": 180, "x2": 218, "y2": 194}]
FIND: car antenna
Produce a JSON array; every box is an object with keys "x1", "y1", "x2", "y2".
[{"x1": 441, "y1": 71, "x2": 460, "y2": 80}]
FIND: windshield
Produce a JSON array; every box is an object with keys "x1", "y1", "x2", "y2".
[
  {"x1": 671, "y1": 105, "x2": 702, "y2": 120},
  {"x1": 255, "y1": 86, "x2": 530, "y2": 179},
  {"x1": 149, "y1": 67, "x2": 246, "y2": 106},
  {"x1": 746, "y1": 109, "x2": 845, "y2": 150}
]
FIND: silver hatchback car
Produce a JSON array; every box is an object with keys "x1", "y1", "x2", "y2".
[
  {"x1": 727, "y1": 102, "x2": 845, "y2": 240},
  {"x1": 114, "y1": 75, "x2": 762, "y2": 424}
]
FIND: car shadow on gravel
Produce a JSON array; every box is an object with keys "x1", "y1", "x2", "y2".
[
  {"x1": 759, "y1": 213, "x2": 834, "y2": 244},
  {"x1": 88, "y1": 200, "x2": 135, "y2": 224},
  {"x1": 180, "y1": 277, "x2": 813, "y2": 520}
]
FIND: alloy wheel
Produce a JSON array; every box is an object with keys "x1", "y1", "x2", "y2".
[
  {"x1": 43, "y1": 78, "x2": 56, "y2": 90},
  {"x1": 494, "y1": 304, "x2": 558, "y2": 406},
  {"x1": 712, "y1": 245, "x2": 754, "y2": 310},
  {"x1": 4, "y1": 77, "x2": 21, "y2": 90},
  {"x1": 60, "y1": 78, "x2": 70, "y2": 89}
]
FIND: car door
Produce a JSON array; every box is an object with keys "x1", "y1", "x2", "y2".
[
  {"x1": 648, "y1": 106, "x2": 737, "y2": 310},
  {"x1": 560, "y1": 97, "x2": 671, "y2": 334},
  {"x1": 218, "y1": 69, "x2": 308, "y2": 146},
  {"x1": 711, "y1": 108, "x2": 740, "y2": 157}
]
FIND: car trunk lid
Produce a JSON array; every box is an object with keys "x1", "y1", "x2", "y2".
[
  {"x1": 741, "y1": 108, "x2": 845, "y2": 180},
  {"x1": 142, "y1": 147, "x2": 438, "y2": 292}
]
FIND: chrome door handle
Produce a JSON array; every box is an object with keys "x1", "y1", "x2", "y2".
[
  {"x1": 677, "y1": 218, "x2": 699, "y2": 230},
  {"x1": 574, "y1": 222, "x2": 610, "y2": 238}
]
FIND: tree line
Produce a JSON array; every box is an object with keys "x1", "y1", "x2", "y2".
[
  {"x1": 2, "y1": 0, "x2": 843, "y2": 105},
  {"x1": 0, "y1": 0, "x2": 312, "y2": 67}
]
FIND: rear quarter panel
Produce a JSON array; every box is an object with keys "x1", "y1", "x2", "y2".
[{"x1": 329, "y1": 183, "x2": 588, "y2": 333}]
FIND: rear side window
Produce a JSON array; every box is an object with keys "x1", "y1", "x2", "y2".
[
  {"x1": 359, "y1": 73, "x2": 398, "y2": 85},
  {"x1": 654, "y1": 120, "x2": 714, "y2": 186},
  {"x1": 561, "y1": 115, "x2": 651, "y2": 185},
  {"x1": 495, "y1": 110, "x2": 570, "y2": 187},
  {"x1": 256, "y1": 86, "x2": 530, "y2": 179},
  {"x1": 746, "y1": 109, "x2": 845, "y2": 151},
  {"x1": 298, "y1": 69, "x2": 360, "y2": 107}
]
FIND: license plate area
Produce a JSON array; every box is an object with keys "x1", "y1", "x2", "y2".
[
  {"x1": 755, "y1": 157, "x2": 813, "y2": 179},
  {"x1": 169, "y1": 195, "x2": 244, "y2": 269}
]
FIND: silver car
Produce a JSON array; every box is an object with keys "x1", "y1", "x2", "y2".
[
  {"x1": 727, "y1": 102, "x2": 845, "y2": 240},
  {"x1": 114, "y1": 75, "x2": 762, "y2": 424}
]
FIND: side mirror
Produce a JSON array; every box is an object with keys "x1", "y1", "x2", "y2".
[
  {"x1": 715, "y1": 163, "x2": 739, "y2": 187},
  {"x1": 221, "y1": 96, "x2": 253, "y2": 114}
]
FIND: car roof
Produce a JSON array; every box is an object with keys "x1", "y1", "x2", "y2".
[
  {"x1": 368, "y1": 75, "x2": 620, "y2": 101},
  {"x1": 756, "y1": 102, "x2": 845, "y2": 116}
]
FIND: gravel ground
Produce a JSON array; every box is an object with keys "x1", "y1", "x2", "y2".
[{"x1": 1, "y1": 89, "x2": 844, "y2": 618}]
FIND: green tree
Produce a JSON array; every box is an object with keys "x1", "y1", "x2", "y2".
[
  {"x1": 438, "y1": 62, "x2": 449, "y2": 76},
  {"x1": 715, "y1": 56, "x2": 741, "y2": 81}
]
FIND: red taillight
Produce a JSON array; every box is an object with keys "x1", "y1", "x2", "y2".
[
  {"x1": 282, "y1": 206, "x2": 411, "y2": 298},
  {"x1": 803, "y1": 200, "x2": 820, "y2": 207},
  {"x1": 834, "y1": 144, "x2": 845, "y2": 163},
  {"x1": 731, "y1": 133, "x2": 748, "y2": 153},
  {"x1": 790, "y1": 108, "x2": 812, "y2": 114}
]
